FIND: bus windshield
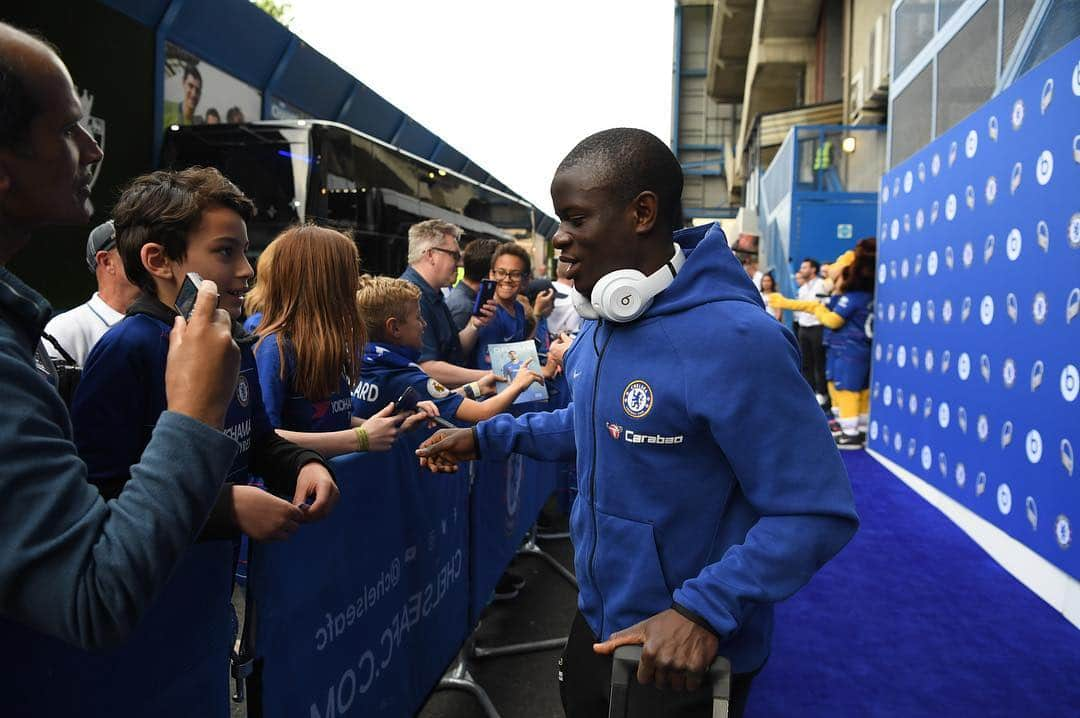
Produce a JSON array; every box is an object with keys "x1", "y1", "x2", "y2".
[{"x1": 163, "y1": 121, "x2": 539, "y2": 276}]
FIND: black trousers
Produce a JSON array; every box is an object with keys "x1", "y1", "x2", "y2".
[
  {"x1": 558, "y1": 612, "x2": 757, "y2": 717},
  {"x1": 798, "y1": 324, "x2": 828, "y2": 400}
]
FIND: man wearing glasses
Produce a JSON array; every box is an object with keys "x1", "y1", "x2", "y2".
[{"x1": 400, "y1": 219, "x2": 497, "y2": 389}]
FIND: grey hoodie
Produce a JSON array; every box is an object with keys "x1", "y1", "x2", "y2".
[{"x1": 0, "y1": 267, "x2": 237, "y2": 649}]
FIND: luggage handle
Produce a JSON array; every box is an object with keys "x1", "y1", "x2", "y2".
[{"x1": 609, "y1": 645, "x2": 731, "y2": 718}]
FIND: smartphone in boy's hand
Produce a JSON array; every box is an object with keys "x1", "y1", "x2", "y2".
[
  {"x1": 471, "y1": 279, "x2": 497, "y2": 316},
  {"x1": 394, "y1": 386, "x2": 421, "y2": 415},
  {"x1": 165, "y1": 278, "x2": 240, "y2": 430},
  {"x1": 174, "y1": 272, "x2": 209, "y2": 319},
  {"x1": 394, "y1": 386, "x2": 455, "y2": 429}
]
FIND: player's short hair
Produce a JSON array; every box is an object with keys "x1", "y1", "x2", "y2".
[{"x1": 556, "y1": 128, "x2": 684, "y2": 230}]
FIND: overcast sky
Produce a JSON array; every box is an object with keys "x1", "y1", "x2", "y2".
[{"x1": 289, "y1": 0, "x2": 675, "y2": 217}]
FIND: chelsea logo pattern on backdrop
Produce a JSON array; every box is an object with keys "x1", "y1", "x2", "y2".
[{"x1": 872, "y1": 39, "x2": 1080, "y2": 577}]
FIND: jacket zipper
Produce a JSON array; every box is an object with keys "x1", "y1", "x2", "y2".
[{"x1": 588, "y1": 321, "x2": 613, "y2": 636}]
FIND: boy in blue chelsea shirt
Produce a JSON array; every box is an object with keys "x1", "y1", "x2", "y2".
[
  {"x1": 353, "y1": 276, "x2": 547, "y2": 424},
  {"x1": 72, "y1": 168, "x2": 338, "y2": 541},
  {"x1": 419, "y1": 129, "x2": 859, "y2": 717}
]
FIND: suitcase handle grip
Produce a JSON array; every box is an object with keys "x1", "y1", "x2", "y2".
[{"x1": 609, "y1": 645, "x2": 731, "y2": 718}]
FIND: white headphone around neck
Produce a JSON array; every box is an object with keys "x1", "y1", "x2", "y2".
[{"x1": 572, "y1": 245, "x2": 686, "y2": 323}]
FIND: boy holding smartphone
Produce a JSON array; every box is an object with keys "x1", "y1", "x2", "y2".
[
  {"x1": 353, "y1": 276, "x2": 547, "y2": 424},
  {"x1": 447, "y1": 238, "x2": 499, "y2": 331},
  {"x1": 71, "y1": 168, "x2": 338, "y2": 541}
]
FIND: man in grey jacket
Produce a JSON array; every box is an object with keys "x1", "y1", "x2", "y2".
[{"x1": 0, "y1": 22, "x2": 241, "y2": 649}]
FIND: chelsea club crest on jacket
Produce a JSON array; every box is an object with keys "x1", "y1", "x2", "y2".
[{"x1": 475, "y1": 222, "x2": 859, "y2": 673}]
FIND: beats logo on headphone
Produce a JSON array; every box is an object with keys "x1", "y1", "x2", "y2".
[{"x1": 572, "y1": 245, "x2": 686, "y2": 323}]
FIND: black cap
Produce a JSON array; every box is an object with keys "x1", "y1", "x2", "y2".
[{"x1": 525, "y1": 278, "x2": 568, "y2": 303}]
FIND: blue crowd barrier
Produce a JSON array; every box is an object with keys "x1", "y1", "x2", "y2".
[
  {"x1": 7, "y1": 412, "x2": 577, "y2": 717},
  {"x1": 468, "y1": 454, "x2": 559, "y2": 624},
  {"x1": 468, "y1": 382, "x2": 573, "y2": 621},
  {"x1": 251, "y1": 427, "x2": 570, "y2": 717},
  {"x1": 250, "y1": 432, "x2": 471, "y2": 718},
  {"x1": 2, "y1": 541, "x2": 234, "y2": 717}
]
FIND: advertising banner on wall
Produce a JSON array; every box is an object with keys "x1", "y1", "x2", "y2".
[
  {"x1": 163, "y1": 42, "x2": 261, "y2": 128},
  {"x1": 872, "y1": 39, "x2": 1080, "y2": 578}
]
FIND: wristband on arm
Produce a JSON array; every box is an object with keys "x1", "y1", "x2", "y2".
[{"x1": 354, "y1": 426, "x2": 369, "y2": 452}]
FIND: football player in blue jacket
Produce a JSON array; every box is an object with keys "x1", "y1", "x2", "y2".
[{"x1": 417, "y1": 129, "x2": 858, "y2": 717}]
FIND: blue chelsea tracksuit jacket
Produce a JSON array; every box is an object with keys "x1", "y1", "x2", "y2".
[{"x1": 475, "y1": 223, "x2": 859, "y2": 673}]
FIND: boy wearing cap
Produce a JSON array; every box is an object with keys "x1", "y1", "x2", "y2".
[{"x1": 43, "y1": 220, "x2": 141, "y2": 365}]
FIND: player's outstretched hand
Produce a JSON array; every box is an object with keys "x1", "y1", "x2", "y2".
[{"x1": 416, "y1": 428, "x2": 477, "y2": 473}]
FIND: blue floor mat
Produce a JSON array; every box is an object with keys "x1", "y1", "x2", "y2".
[{"x1": 748, "y1": 450, "x2": 1080, "y2": 717}]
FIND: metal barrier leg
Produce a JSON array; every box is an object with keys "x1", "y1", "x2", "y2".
[
  {"x1": 435, "y1": 639, "x2": 502, "y2": 718},
  {"x1": 471, "y1": 524, "x2": 574, "y2": 658},
  {"x1": 471, "y1": 636, "x2": 567, "y2": 659},
  {"x1": 518, "y1": 525, "x2": 578, "y2": 590},
  {"x1": 535, "y1": 529, "x2": 571, "y2": 540}
]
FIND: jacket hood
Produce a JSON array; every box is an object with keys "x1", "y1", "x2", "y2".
[{"x1": 645, "y1": 222, "x2": 764, "y2": 319}]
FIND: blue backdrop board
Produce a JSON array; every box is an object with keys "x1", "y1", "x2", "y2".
[
  {"x1": 872, "y1": 39, "x2": 1080, "y2": 578},
  {"x1": 2, "y1": 543, "x2": 234, "y2": 717},
  {"x1": 250, "y1": 436, "x2": 470, "y2": 718}
]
